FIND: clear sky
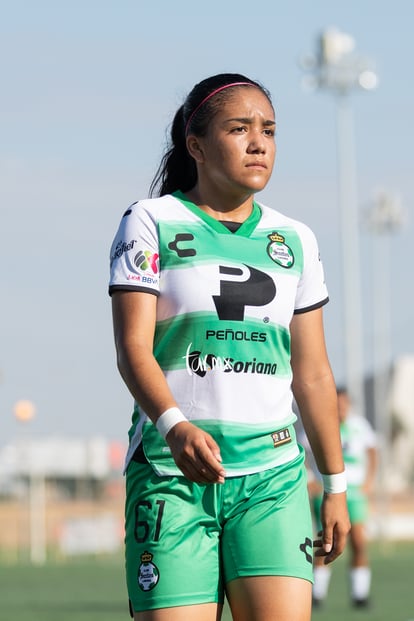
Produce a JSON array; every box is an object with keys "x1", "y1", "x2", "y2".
[{"x1": 1, "y1": 0, "x2": 413, "y2": 445}]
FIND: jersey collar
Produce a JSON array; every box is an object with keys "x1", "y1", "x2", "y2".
[{"x1": 172, "y1": 190, "x2": 262, "y2": 237}]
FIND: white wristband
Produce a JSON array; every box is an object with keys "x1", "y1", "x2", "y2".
[
  {"x1": 321, "y1": 472, "x2": 347, "y2": 494},
  {"x1": 155, "y1": 407, "x2": 187, "y2": 439}
]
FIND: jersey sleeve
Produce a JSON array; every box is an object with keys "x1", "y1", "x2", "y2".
[
  {"x1": 108, "y1": 202, "x2": 160, "y2": 296},
  {"x1": 294, "y1": 225, "x2": 329, "y2": 314}
]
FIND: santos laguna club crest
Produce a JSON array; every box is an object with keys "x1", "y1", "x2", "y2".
[
  {"x1": 267, "y1": 232, "x2": 294, "y2": 268},
  {"x1": 138, "y1": 551, "x2": 160, "y2": 591}
]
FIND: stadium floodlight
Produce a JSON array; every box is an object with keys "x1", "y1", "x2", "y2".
[
  {"x1": 301, "y1": 28, "x2": 378, "y2": 95},
  {"x1": 13, "y1": 399, "x2": 36, "y2": 423},
  {"x1": 300, "y1": 28, "x2": 378, "y2": 416}
]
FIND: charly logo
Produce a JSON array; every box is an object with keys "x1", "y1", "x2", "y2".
[
  {"x1": 137, "y1": 551, "x2": 160, "y2": 591},
  {"x1": 299, "y1": 537, "x2": 313, "y2": 564},
  {"x1": 267, "y1": 232, "x2": 294, "y2": 268},
  {"x1": 168, "y1": 233, "x2": 196, "y2": 258}
]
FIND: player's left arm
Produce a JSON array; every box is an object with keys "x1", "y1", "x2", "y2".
[{"x1": 290, "y1": 307, "x2": 350, "y2": 563}]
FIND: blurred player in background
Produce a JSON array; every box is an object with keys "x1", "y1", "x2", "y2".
[{"x1": 311, "y1": 387, "x2": 378, "y2": 608}]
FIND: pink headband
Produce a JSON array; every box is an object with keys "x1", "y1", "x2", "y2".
[{"x1": 185, "y1": 82, "x2": 254, "y2": 135}]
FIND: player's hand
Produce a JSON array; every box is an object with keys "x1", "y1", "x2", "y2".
[
  {"x1": 165, "y1": 422, "x2": 225, "y2": 484},
  {"x1": 313, "y1": 492, "x2": 350, "y2": 564}
]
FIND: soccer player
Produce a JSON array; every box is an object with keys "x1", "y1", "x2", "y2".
[
  {"x1": 109, "y1": 73, "x2": 350, "y2": 621},
  {"x1": 312, "y1": 387, "x2": 378, "y2": 608}
]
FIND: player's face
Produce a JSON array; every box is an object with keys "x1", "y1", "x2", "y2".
[{"x1": 194, "y1": 88, "x2": 276, "y2": 197}]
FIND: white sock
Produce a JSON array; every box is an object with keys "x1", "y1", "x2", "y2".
[
  {"x1": 313, "y1": 566, "x2": 332, "y2": 600},
  {"x1": 350, "y1": 566, "x2": 371, "y2": 600}
]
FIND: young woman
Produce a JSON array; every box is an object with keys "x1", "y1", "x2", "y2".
[{"x1": 109, "y1": 73, "x2": 350, "y2": 621}]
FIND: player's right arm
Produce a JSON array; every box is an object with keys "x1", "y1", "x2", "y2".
[{"x1": 111, "y1": 290, "x2": 224, "y2": 484}]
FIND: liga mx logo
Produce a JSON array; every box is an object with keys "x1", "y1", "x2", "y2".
[
  {"x1": 267, "y1": 232, "x2": 294, "y2": 268},
  {"x1": 138, "y1": 551, "x2": 160, "y2": 591}
]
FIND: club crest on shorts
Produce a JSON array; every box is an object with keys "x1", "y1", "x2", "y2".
[
  {"x1": 267, "y1": 232, "x2": 294, "y2": 268},
  {"x1": 137, "y1": 551, "x2": 160, "y2": 591}
]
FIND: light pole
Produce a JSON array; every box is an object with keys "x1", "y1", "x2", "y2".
[
  {"x1": 13, "y1": 400, "x2": 46, "y2": 565},
  {"x1": 301, "y1": 28, "x2": 378, "y2": 415},
  {"x1": 366, "y1": 191, "x2": 404, "y2": 432},
  {"x1": 366, "y1": 191, "x2": 404, "y2": 534}
]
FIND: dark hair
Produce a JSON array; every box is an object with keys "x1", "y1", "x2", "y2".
[{"x1": 149, "y1": 73, "x2": 272, "y2": 197}]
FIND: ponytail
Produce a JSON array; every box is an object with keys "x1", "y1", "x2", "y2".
[{"x1": 149, "y1": 105, "x2": 197, "y2": 197}]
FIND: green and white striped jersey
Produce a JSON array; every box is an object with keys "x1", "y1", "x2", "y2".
[{"x1": 109, "y1": 191, "x2": 329, "y2": 476}]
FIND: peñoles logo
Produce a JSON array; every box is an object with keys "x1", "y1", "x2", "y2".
[{"x1": 183, "y1": 343, "x2": 277, "y2": 378}]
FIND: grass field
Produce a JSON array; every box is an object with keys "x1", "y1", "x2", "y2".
[{"x1": 0, "y1": 541, "x2": 413, "y2": 620}]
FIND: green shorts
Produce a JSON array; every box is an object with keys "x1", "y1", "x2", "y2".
[
  {"x1": 125, "y1": 447, "x2": 313, "y2": 612},
  {"x1": 312, "y1": 485, "x2": 368, "y2": 528}
]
